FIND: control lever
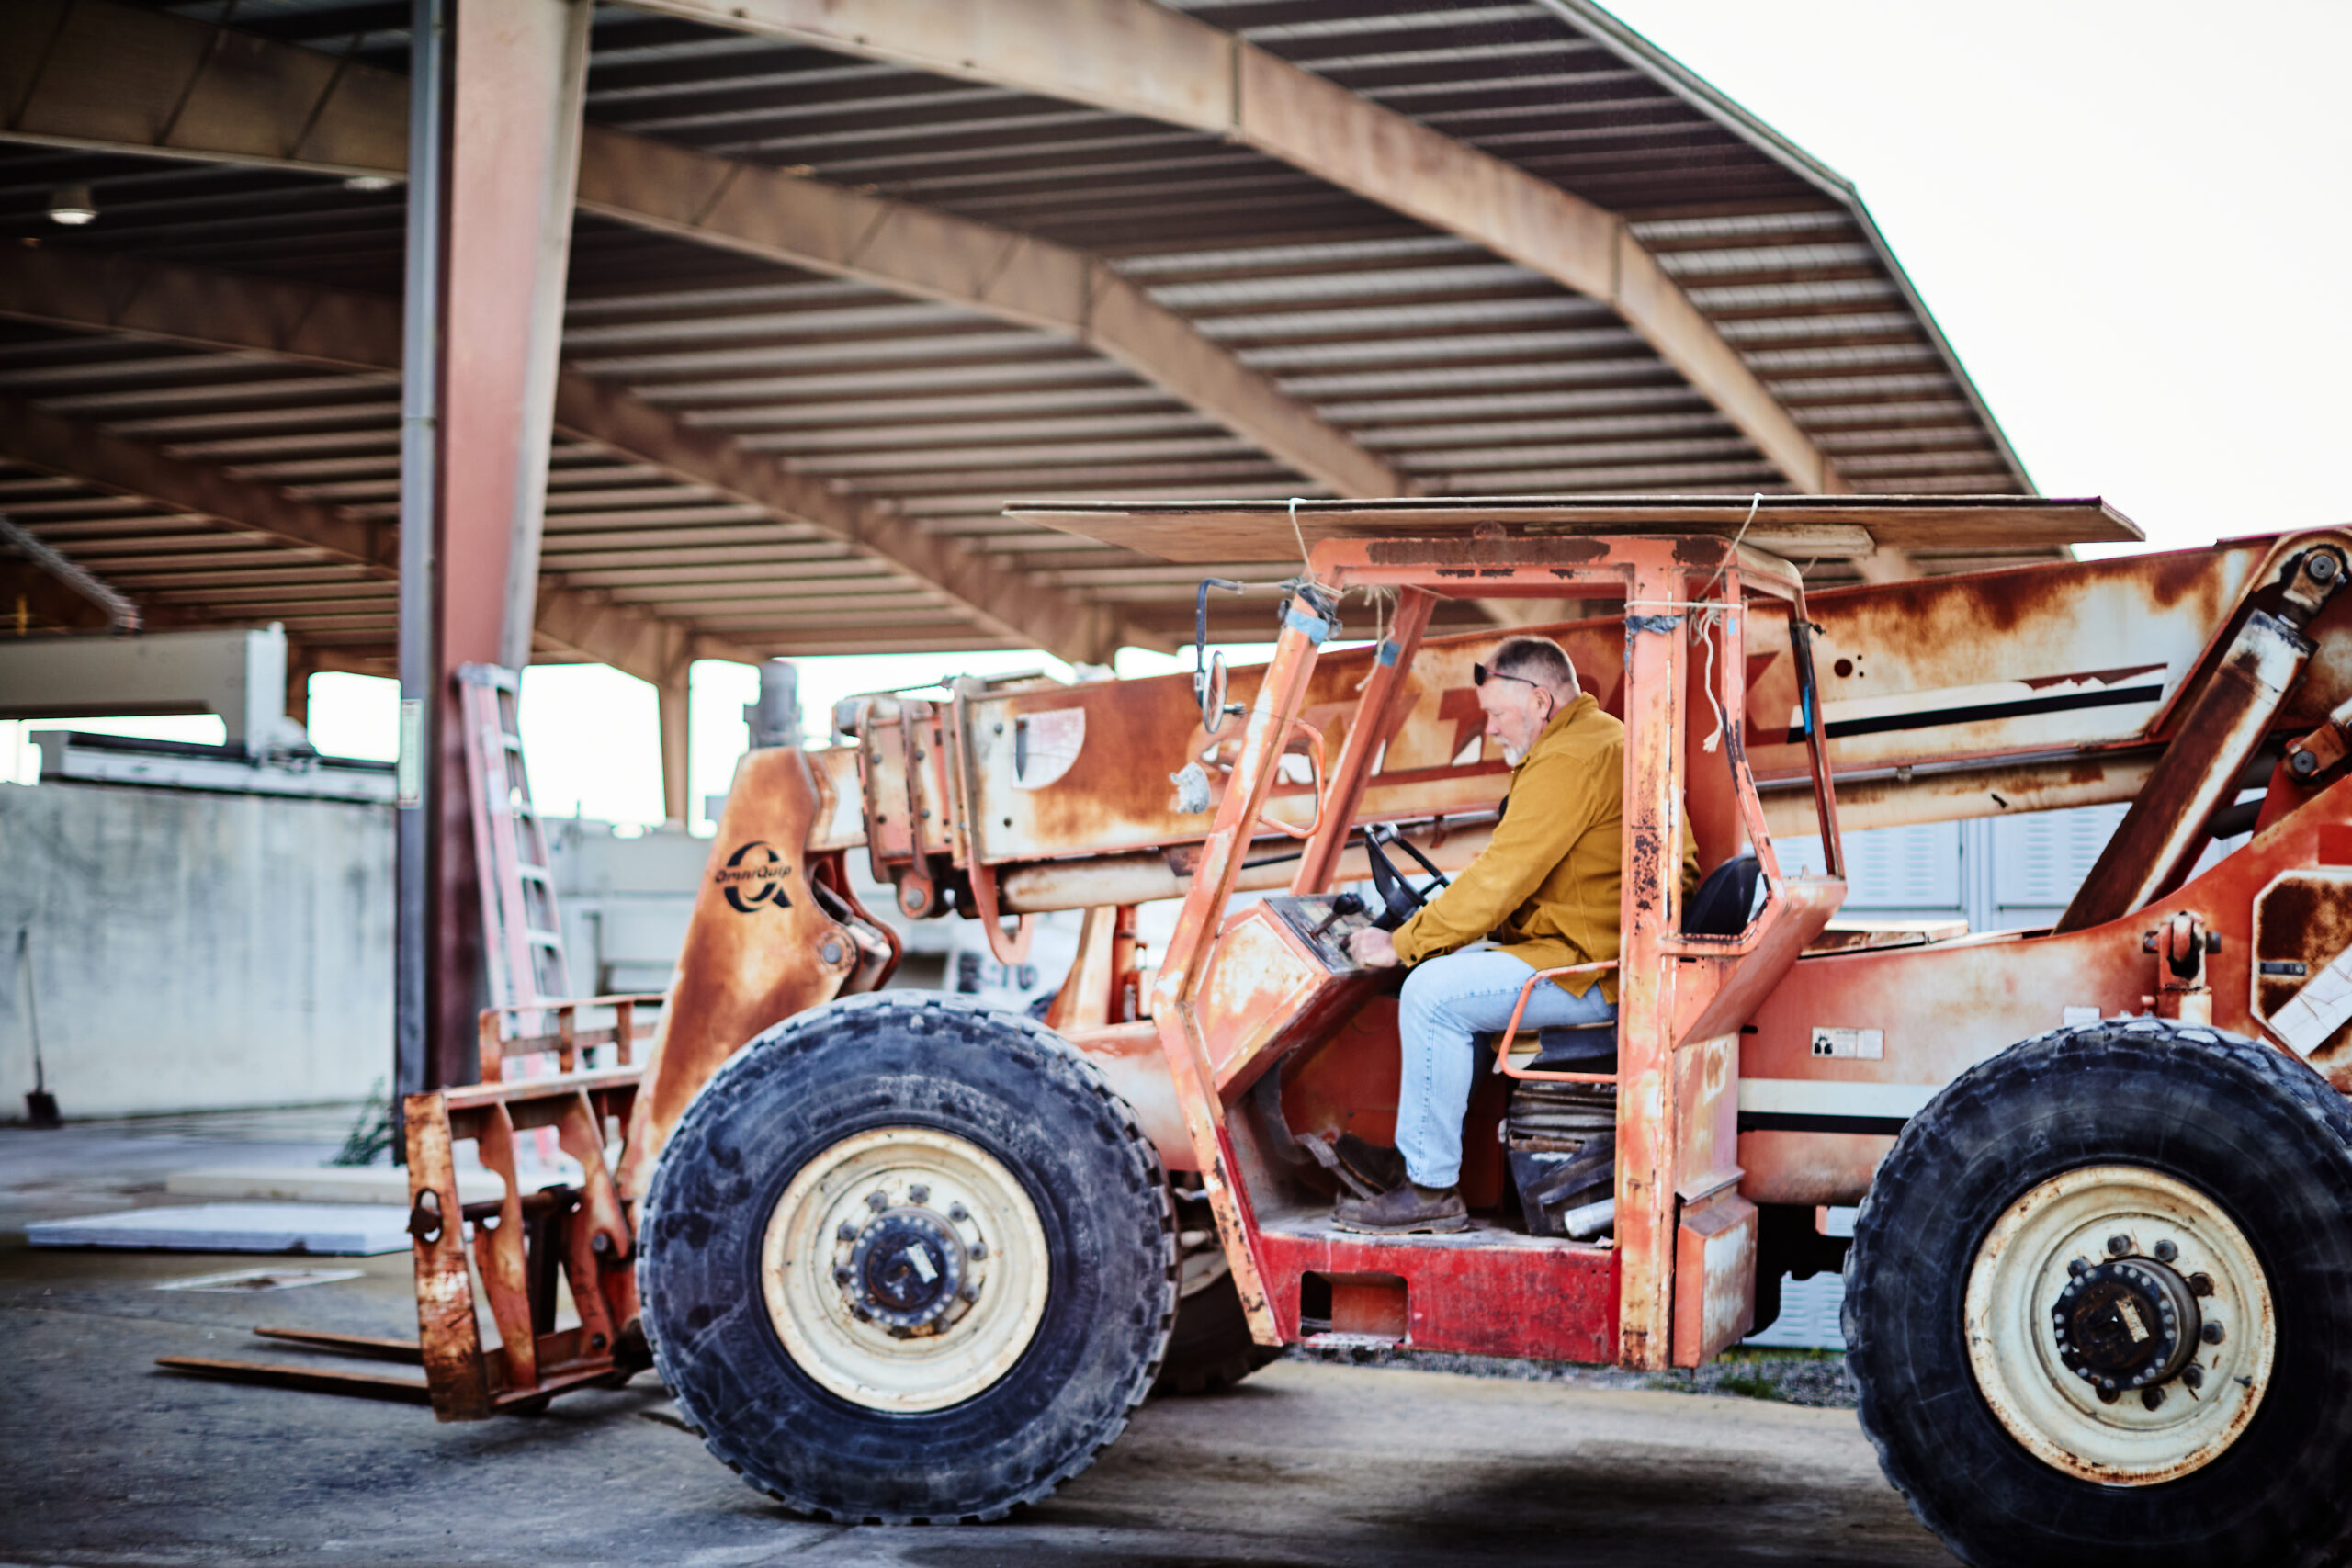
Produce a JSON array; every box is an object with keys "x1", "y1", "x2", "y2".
[{"x1": 1309, "y1": 892, "x2": 1365, "y2": 942}]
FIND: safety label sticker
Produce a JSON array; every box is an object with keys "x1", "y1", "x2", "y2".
[{"x1": 1809, "y1": 1026, "x2": 1884, "y2": 1060}]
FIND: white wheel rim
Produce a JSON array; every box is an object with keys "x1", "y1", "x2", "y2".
[
  {"x1": 760, "y1": 1126, "x2": 1050, "y2": 1414},
  {"x1": 1964, "y1": 1164, "x2": 2275, "y2": 1485}
]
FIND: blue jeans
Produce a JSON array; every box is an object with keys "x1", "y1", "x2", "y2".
[{"x1": 1395, "y1": 949, "x2": 1617, "y2": 1189}]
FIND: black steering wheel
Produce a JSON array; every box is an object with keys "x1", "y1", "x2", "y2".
[{"x1": 1362, "y1": 824, "x2": 1451, "y2": 931}]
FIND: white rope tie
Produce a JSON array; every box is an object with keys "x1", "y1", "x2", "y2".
[{"x1": 1285, "y1": 495, "x2": 1314, "y2": 576}]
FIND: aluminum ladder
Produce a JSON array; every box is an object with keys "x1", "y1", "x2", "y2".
[{"x1": 458, "y1": 664, "x2": 571, "y2": 1038}]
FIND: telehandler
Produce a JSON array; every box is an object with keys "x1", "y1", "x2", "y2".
[{"x1": 339, "y1": 497, "x2": 2352, "y2": 1566}]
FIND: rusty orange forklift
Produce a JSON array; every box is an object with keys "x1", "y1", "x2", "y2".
[{"x1": 220, "y1": 497, "x2": 2352, "y2": 1567}]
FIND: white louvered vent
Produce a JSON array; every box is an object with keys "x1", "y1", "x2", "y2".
[
  {"x1": 1775, "y1": 821, "x2": 1961, "y2": 910},
  {"x1": 1993, "y1": 805, "x2": 2128, "y2": 909}
]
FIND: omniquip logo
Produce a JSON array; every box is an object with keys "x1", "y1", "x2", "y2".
[{"x1": 715, "y1": 840, "x2": 794, "y2": 914}]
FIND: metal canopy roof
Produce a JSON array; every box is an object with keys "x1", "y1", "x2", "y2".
[
  {"x1": 0, "y1": 0, "x2": 2042, "y2": 676},
  {"x1": 1015, "y1": 495, "x2": 2141, "y2": 565}
]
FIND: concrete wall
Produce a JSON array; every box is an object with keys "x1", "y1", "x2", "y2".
[
  {"x1": 0, "y1": 781, "x2": 966, "y2": 1121},
  {"x1": 0, "y1": 780, "x2": 394, "y2": 1120}
]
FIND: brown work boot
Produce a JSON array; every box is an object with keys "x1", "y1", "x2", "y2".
[{"x1": 1332, "y1": 1181, "x2": 1467, "y2": 1235}]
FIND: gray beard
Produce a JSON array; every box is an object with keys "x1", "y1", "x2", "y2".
[{"x1": 1502, "y1": 743, "x2": 1528, "y2": 766}]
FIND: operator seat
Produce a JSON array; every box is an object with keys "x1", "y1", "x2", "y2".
[
  {"x1": 1508, "y1": 852, "x2": 1762, "y2": 1067},
  {"x1": 1489, "y1": 853, "x2": 1764, "y2": 1236}
]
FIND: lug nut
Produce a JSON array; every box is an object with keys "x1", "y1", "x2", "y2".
[
  {"x1": 959, "y1": 1283, "x2": 978, "y2": 1303},
  {"x1": 2096, "y1": 1385, "x2": 2120, "y2": 1404},
  {"x1": 970, "y1": 1241, "x2": 989, "y2": 1259},
  {"x1": 2106, "y1": 1235, "x2": 2132, "y2": 1257},
  {"x1": 2142, "y1": 1386, "x2": 2165, "y2": 1410},
  {"x1": 866, "y1": 1190, "x2": 889, "y2": 1211},
  {"x1": 2067, "y1": 1258, "x2": 2089, "y2": 1277},
  {"x1": 2202, "y1": 1320, "x2": 2225, "y2": 1344},
  {"x1": 2152, "y1": 1239, "x2": 2177, "y2": 1263},
  {"x1": 835, "y1": 1266, "x2": 853, "y2": 1286},
  {"x1": 2189, "y1": 1272, "x2": 2216, "y2": 1297},
  {"x1": 838, "y1": 1222, "x2": 860, "y2": 1243},
  {"x1": 909, "y1": 1184, "x2": 930, "y2": 1205},
  {"x1": 948, "y1": 1203, "x2": 969, "y2": 1223},
  {"x1": 2183, "y1": 1364, "x2": 2204, "y2": 1390}
]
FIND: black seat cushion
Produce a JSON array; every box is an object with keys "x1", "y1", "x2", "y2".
[
  {"x1": 1473, "y1": 1020, "x2": 1619, "y2": 1065},
  {"x1": 1528, "y1": 1023, "x2": 1616, "y2": 1067},
  {"x1": 1684, "y1": 852, "x2": 1761, "y2": 938}
]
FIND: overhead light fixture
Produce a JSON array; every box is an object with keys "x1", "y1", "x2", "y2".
[
  {"x1": 46, "y1": 183, "x2": 96, "y2": 226},
  {"x1": 343, "y1": 174, "x2": 395, "y2": 193}
]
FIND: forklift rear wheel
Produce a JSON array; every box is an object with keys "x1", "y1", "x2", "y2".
[
  {"x1": 1847, "y1": 1020, "x2": 2352, "y2": 1567},
  {"x1": 637, "y1": 992, "x2": 1177, "y2": 1524}
]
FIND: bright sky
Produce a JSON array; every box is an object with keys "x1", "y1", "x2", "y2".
[
  {"x1": 16, "y1": 1, "x2": 2347, "y2": 819},
  {"x1": 1601, "y1": 0, "x2": 2352, "y2": 551}
]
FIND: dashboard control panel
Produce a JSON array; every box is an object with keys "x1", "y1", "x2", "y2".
[{"x1": 1262, "y1": 892, "x2": 1375, "y2": 973}]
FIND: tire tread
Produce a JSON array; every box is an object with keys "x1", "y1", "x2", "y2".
[
  {"x1": 1846, "y1": 1021, "x2": 2352, "y2": 1567},
  {"x1": 637, "y1": 992, "x2": 1178, "y2": 1525}
]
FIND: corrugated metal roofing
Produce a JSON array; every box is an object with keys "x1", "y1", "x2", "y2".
[{"x1": 0, "y1": 0, "x2": 2034, "y2": 670}]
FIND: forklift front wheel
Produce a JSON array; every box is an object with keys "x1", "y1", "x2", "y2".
[
  {"x1": 637, "y1": 993, "x2": 1178, "y2": 1523},
  {"x1": 1847, "y1": 1020, "x2": 2352, "y2": 1568}
]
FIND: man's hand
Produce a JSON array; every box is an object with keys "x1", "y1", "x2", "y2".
[{"x1": 1348, "y1": 925, "x2": 1400, "y2": 969}]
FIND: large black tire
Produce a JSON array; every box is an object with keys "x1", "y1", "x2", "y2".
[
  {"x1": 637, "y1": 992, "x2": 1177, "y2": 1524},
  {"x1": 1847, "y1": 1020, "x2": 2352, "y2": 1567}
]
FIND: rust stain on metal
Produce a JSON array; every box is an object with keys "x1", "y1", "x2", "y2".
[
  {"x1": 1367, "y1": 536, "x2": 1610, "y2": 567},
  {"x1": 617, "y1": 746, "x2": 855, "y2": 1197},
  {"x1": 404, "y1": 1092, "x2": 492, "y2": 1421}
]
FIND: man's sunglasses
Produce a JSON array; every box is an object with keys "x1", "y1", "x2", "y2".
[{"x1": 1472, "y1": 662, "x2": 1543, "y2": 692}]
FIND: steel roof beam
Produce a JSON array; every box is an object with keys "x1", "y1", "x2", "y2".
[
  {"x1": 0, "y1": 243, "x2": 1147, "y2": 661},
  {"x1": 0, "y1": 391, "x2": 744, "y2": 684},
  {"x1": 0, "y1": 0, "x2": 1410, "y2": 502},
  {"x1": 568, "y1": 129, "x2": 1408, "y2": 502},
  {"x1": 616, "y1": 0, "x2": 1848, "y2": 498}
]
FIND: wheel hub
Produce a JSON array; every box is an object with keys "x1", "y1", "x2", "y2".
[
  {"x1": 760, "y1": 1126, "x2": 1051, "y2": 1413},
  {"x1": 1965, "y1": 1165, "x2": 2275, "y2": 1484},
  {"x1": 2052, "y1": 1256, "x2": 2202, "y2": 1393},
  {"x1": 846, "y1": 1208, "x2": 967, "y2": 1332}
]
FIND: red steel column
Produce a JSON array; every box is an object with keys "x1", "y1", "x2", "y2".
[{"x1": 423, "y1": 0, "x2": 592, "y2": 1091}]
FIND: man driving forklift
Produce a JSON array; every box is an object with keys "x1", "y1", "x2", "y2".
[{"x1": 1338, "y1": 635, "x2": 1699, "y2": 1235}]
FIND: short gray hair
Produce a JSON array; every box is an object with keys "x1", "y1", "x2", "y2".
[{"x1": 1488, "y1": 635, "x2": 1581, "y2": 697}]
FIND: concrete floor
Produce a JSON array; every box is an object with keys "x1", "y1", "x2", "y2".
[{"x1": 0, "y1": 1111, "x2": 1959, "y2": 1567}]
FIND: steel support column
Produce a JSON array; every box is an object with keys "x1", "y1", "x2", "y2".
[
  {"x1": 393, "y1": 0, "x2": 447, "y2": 1110},
  {"x1": 658, "y1": 662, "x2": 690, "y2": 827},
  {"x1": 454, "y1": 1, "x2": 592, "y2": 672},
  {"x1": 402, "y1": 0, "x2": 593, "y2": 1098}
]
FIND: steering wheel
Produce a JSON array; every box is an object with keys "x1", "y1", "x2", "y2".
[{"x1": 1362, "y1": 825, "x2": 1450, "y2": 931}]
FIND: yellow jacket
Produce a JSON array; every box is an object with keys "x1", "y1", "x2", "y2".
[{"x1": 1391, "y1": 692, "x2": 1698, "y2": 1003}]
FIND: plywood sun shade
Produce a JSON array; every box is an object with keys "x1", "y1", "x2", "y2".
[{"x1": 1007, "y1": 496, "x2": 2143, "y2": 567}]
